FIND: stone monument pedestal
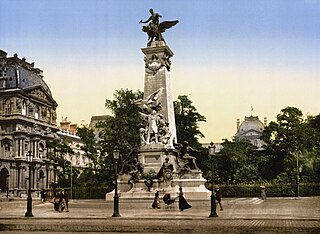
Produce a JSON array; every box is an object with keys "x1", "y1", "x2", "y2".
[
  {"x1": 106, "y1": 146, "x2": 210, "y2": 201},
  {"x1": 106, "y1": 178, "x2": 210, "y2": 200}
]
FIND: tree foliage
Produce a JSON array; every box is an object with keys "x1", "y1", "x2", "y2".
[
  {"x1": 46, "y1": 138, "x2": 79, "y2": 187},
  {"x1": 204, "y1": 140, "x2": 260, "y2": 184},
  {"x1": 174, "y1": 95, "x2": 206, "y2": 149},
  {"x1": 76, "y1": 126, "x2": 99, "y2": 168},
  {"x1": 261, "y1": 107, "x2": 320, "y2": 182},
  {"x1": 76, "y1": 89, "x2": 143, "y2": 187}
]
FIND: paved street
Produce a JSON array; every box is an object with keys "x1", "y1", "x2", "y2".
[{"x1": 0, "y1": 196, "x2": 319, "y2": 233}]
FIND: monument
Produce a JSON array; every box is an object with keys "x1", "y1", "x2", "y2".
[{"x1": 107, "y1": 9, "x2": 210, "y2": 200}]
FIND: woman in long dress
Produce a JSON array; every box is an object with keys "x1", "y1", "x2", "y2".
[
  {"x1": 152, "y1": 191, "x2": 161, "y2": 209},
  {"x1": 178, "y1": 187, "x2": 191, "y2": 211}
]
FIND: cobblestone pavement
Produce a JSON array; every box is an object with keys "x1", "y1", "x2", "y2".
[{"x1": 0, "y1": 197, "x2": 319, "y2": 233}]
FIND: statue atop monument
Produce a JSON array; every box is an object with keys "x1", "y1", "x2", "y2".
[{"x1": 139, "y1": 9, "x2": 179, "y2": 46}]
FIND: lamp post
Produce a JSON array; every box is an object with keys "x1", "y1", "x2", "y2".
[
  {"x1": 296, "y1": 150, "x2": 303, "y2": 197},
  {"x1": 70, "y1": 163, "x2": 73, "y2": 200},
  {"x1": 25, "y1": 151, "x2": 33, "y2": 217},
  {"x1": 112, "y1": 148, "x2": 121, "y2": 217},
  {"x1": 208, "y1": 142, "x2": 218, "y2": 217}
]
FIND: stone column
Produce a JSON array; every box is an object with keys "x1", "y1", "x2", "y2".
[{"x1": 141, "y1": 42, "x2": 177, "y2": 146}]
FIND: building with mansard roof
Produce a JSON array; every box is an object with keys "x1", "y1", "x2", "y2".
[
  {"x1": 0, "y1": 50, "x2": 59, "y2": 198},
  {"x1": 235, "y1": 115, "x2": 267, "y2": 149}
]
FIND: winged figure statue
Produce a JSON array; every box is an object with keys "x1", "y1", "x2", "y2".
[
  {"x1": 133, "y1": 87, "x2": 164, "y2": 113},
  {"x1": 139, "y1": 9, "x2": 179, "y2": 46}
]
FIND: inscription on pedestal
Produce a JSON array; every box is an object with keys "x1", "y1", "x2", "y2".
[{"x1": 144, "y1": 155, "x2": 160, "y2": 164}]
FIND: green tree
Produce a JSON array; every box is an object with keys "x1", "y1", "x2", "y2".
[
  {"x1": 98, "y1": 89, "x2": 143, "y2": 156},
  {"x1": 174, "y1": 95, "x2": 206, "y2": 149},
  {"x1": 76, "y1": 89, "x2": 143, "y2": 188},
  {"x1": 76, "y1": 126, "x2": 99, "y2": 169},
  {"x1": 261, "y1": 107, "x2": 319, "y2": 182},
  {"x1": 206, "y1": 140, "x2": 260, "y2": 184},
  {"x1": 46, "y1": 138, "x2": 77, "y2": 187}
]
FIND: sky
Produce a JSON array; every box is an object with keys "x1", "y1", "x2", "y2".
[{"x1": 1, "y1": 0, "x2": 319, "y2": 143}]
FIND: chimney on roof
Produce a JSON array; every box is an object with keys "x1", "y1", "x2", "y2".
[
  {"x1": 264, "y1": 117, "x2": 267, "y2": 126},
  {"x1": 236, "y1": 118, "x2": 240, "y2": 131}
]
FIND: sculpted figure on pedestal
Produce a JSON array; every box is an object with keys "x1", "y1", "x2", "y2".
[{"x1": 139, "y1": 9, "x2": 179, "y2": 46}]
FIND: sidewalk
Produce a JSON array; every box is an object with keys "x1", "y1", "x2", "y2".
[{"x1": 0, "y1": 197, "x2": 319, "y2": 233}]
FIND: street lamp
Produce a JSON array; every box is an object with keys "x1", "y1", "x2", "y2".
[
  {"x1": 25, "y1": 151, "x2": 34, "y2": 217},
  {"x1": 112, "y1": 148, "x2": 121, "y2": 217},
  {"x1": 208, "y1": 142, "x2": 218, "y2": 217}
]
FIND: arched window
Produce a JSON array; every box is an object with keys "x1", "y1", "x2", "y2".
[
  {"x1": 22, "y1": 101, "x2": 27, "y2": 116},
  {"x1": 38, "y1": 170, "x2": 45, "y2": 189},
  {"x1": 4, "y1": 99, "x2": 12, "y2": 115},
  {"x1": 34, "y1": 105, "x2": 39, "y2": 119},
  {"x1": 39, "y1": 142, "x2": 44, "y2": 160},
  {"x1": 0, "y1": 168, "x2": 9, "y2": 193},
  {"x1": 1, "y1": 138, "x2": 12, "y2": 157}
]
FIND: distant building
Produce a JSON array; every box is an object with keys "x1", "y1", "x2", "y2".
[
  {"x1": 0, "y1": 50, "x2": 59, "y2": 197},
  {"x1": 57, "y1": 118, "x2": 91, "y2": 171},
  {"x1": 89, "y1": 115, "x2": 111, "y2": 140},
  {"x1": 235, "y1": 115, "x2": 267, "y2": 149},
  {"x1": 202, "y1": 142, "x2": 223, "y2": 153}
]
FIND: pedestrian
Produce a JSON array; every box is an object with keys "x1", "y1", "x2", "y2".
[
  {"x1": 260, "y1": 185, "x2": 267, "y2": 200},
  {"x1": 43, "y1": 190, "x2": 47, "y2": 202},
  {"x1": 58, "y1": 190, "x2": 66, "y2": 212},
  {"x1": 178, "y1": 186, "x2": 191, "y2": 211},
  {"x1": 63, "y1": 190, "x2": 69, "y2": 212},
  {"x1": 152, "y1": 191, "x2": 161, "y2": 209},
  {"x1": 40, "y1": 189, "x2": 45, "y2": 202},
  {"x1": 215, "y1": 187, "x2": 223, "y2": 211},
  {"x1": 53, "y1": 191, "x2": 60, "y2": 211}
]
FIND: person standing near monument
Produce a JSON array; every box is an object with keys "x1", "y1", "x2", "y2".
[
  {"x1": 178, "y1": 186, "x2": 191, "y2": 211},
  {"x1": 152, "y1": 191, "x2": 161, "y2": 209},
  {"x1": 63, "y1": 190, "x2": 69, "y2": 212},
  {"x1": 260, "y1": 185, "x2": 267, "y2": 200},
  {"x1": 215, "y1": 187, "x2": 223, "y2": 211}
]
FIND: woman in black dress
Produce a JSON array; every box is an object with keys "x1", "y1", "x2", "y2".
[
  {"x1": 152, "y1": 191, "x2": 161, "y2": 209},
  {"x1": 178, "y1": 186, "x2": 191, "y2": 211}
]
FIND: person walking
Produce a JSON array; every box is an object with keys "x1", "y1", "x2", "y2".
[
  {"x1": 63, "y1": 190, "x2": 69, "y2": 212},
  {"x1": 178, "y1": 186, "x2": 191, "y2": 211},
  {"x1": 58, "y1": 191, "x2": 66, "y2": 213},
  {"x1": 215, "y1": 187, "x2": 223, "y2": 211},
  {"x1": 152, "y1": 191, "x2": 161, "y2": 209},
  {"x1": 53, "y1": 191, "x2": 60, "y2": 211},
  {"x1": 40, "y1": 189, "x2": 45, "y2": 202}
]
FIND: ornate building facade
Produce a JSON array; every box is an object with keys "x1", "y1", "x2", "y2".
[{"x1": 0, "y1": 50, "x2": 59, "y2": 197}]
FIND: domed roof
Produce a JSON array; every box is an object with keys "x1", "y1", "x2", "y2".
[
  {"x1": 1, "y1": 52, "x2": 56, "y2": 104},
  {"x1": 6, "y1": 66, "x2": 53, "y2": 97},
  {"x1": 237, "y1": 116, "x2": 265, "y2": 135}
]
